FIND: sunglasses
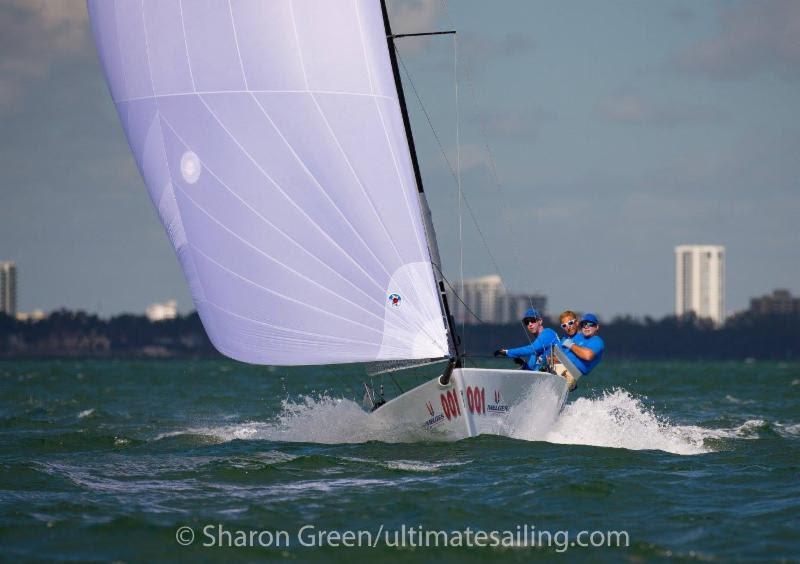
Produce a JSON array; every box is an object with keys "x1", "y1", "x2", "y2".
[
  {"x1": 523, "y1": 318, "x2": 541, "y2": 325},
  {"x1": 580, "y1": 321, "x2": 598, "y2": 328},
  {"x1": 560, "y1": 319, "x2": 577, "y2": 329}
]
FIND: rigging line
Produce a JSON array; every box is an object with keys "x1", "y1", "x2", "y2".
[
  {"x1": 438, "y1": 0, "x2": 538, "y2": 344},
  {"x1": 394, "y1": 52, "x2": 508, "y2": 290},
  {"x1": 395, "y1": 48, "x2": 531, "y2": 343},
  {"x1": 368, "y1": 357, "x2": 449, "y2": 375},
  {"x1": 431, "y1": 263, "x2": 485, "y2": 325}
]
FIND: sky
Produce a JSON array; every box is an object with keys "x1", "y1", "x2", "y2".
[{"x1": 1, "y1": 0, "x2": 798, "y2": 320}]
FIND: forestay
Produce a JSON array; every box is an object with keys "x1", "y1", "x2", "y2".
[{"x1": 88, "y1": 0, "x2": 450, "y2": 365}]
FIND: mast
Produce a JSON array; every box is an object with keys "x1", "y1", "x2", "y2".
[{"x1": 379, "y1": 0, "x2": 462, "y2": 368}]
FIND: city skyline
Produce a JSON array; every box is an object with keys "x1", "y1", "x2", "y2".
[{"x1": 1, "y1": 1, "x2": 799, "y2": 319}]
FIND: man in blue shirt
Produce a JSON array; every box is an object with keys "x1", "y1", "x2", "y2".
[
  {"x1": 493, "y1": 308, "x2": 559, "y2": 371},
  {"x1": 559, "y1": 313, "x2": 604, "y2": 377}
]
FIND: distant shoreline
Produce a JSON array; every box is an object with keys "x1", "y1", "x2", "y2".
[{"x1": 1, "y1": 310, "x2": 798, "y2": 361}]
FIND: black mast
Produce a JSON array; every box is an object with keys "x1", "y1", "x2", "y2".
[{"x1": 379, "y1": 0, "x2": 462, "y2": 371}]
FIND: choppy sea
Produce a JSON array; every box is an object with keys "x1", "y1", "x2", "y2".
[{"x1": 0, "y1": 359, "x2": 798, "y2": 562}]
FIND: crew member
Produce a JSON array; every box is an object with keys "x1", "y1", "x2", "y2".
[
  {"x1": 559, "y1": 312, "x2": 605, "y2": 383},
  {"x1": 494, "y1": 308, "x2": 558, "y2": 371}
]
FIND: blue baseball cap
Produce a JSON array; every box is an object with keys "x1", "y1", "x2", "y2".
[
  {"x1": 523, "y1": 308, "x2": 541, "y2": 320},
  {"x1": 580, "y1": 313, "x2": 599, "y2": 324}
]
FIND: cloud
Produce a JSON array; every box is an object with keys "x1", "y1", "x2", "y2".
[
  {"x1": 0, "y1": 0, "x2": 91, "y2": 114},
  {"x1": 673, "y1": 0, "x2": 800, "y2": 80},
  {"x1": 384, "y1": 0, "x2": 443, "y2": 55},
  {"x1": 467, "y1": 107, "x2": 552, "y2": 141},
  {"x1": 386, "y1": 0, "x2": 441, "y2": 32},
  {"x1": 668, "y1": 7, "x2": 695, "y2": 24},
  {"x1": 457, "y1": 32, "x2": 535, "y2": 64},
  {"x1": 596, "y1": 94, "x2": 726, "y2": 125}
]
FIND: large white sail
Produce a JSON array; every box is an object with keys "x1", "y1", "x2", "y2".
[{"x1": 88, "y1": 0, "x2": 450, "y2": 365}]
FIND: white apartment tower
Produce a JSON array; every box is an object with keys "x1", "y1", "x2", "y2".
[
  {"x1": 0, "y1": 261, "x2": 17, "y2": 316},
  {"x1": 674, "y1": 245, "x2": 725, "y2": 326}
]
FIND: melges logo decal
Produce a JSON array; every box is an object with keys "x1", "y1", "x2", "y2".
[
  {"x1": 423, "y1": 399, "x2": 445, "y2": 428},
  {"x1": 487, "y1": 388, "x2": 510, "y2": 413},
  {"x1": 388, "y1": 293, "x2": 402, "y2": 307}
]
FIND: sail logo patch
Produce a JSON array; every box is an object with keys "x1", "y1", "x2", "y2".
[
  {"x1": 388, "y1": 293, "x2": 402, "y2": 307},
  {"x1": 180, "y1": 151, "x2": 202, "y2": 184}
]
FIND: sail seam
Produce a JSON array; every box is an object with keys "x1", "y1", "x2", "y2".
[
  {"x1": 168, "y1": 159, "x2": 421, "y2": 337},
  {"x1": 354, "y1": 2, "x2": 429, "y2": 274},
  {"x1": 354, "y1": 0, "x2": 447, "y2": 352},
  {"x1": 224, "y1": 1, "x2": 418, "y2": 335},
  {"x1": 304, "y1": 96, "x2": 445, "y2": 350},
  {"x1": 109, "y1": 0, "x2": 130, "y2": 106},
  {"x1": 189, "y1": 243, "x2": 415, "y2": 343},
  {"x1": 157, "y1": 112, "x2": 419, "y2": 337},
  {"x1": 287, "y1": 3, "x2": 402, "y2": 284},
  {"x1": 184, "y1": 95, "x2": 402, "y2": 301},
  {"x1": 141, "y1": 4, "x2": 207, "y2": 305},
  {"x1": 226, "y1": 0, "x2": 249, "y2": 90},
  {"x1": 113, "y1": 90, "x2": 396, "y2": 105},
  {"x1": 287, "y1": 0, "x2": 310, "y2": 91},
  {"x1": 199, "y1": 299, "x2": 411, "y2": 353},
  {"x1": 288, "y1": 1, "x2": 444, "y2": 351},
  {"x1": 139, "y1": 0, "x2": 156, "y2": 99},
  {"x1": 176, "y1": 0, "x2": 197, "y2": 92}
]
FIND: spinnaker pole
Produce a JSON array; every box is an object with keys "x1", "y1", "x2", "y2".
[{"x1": 379, "y1": 0, "x2": 462, "y2": 375}]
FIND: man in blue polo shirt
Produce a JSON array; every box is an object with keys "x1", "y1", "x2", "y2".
[
  {"x1": 493, "y1": 308, "x2": 559, "y2": 371},
  {"x1": 560, "y1": 313, "x2": 604, "y2": 377}
]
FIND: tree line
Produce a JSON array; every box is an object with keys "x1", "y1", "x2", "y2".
[{"x1": 0, "y1": 309, "x2": 798, "y2": 360}]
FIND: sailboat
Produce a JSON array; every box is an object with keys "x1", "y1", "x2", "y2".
[{"x1": 87, "y1": 0, "x2": 574, "y2": 440}]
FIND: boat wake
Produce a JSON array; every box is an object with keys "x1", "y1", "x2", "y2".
[
  {"x1": 156, "y1": 388, "x2": 778, "y2": 455},
  {"x1": 514, "y1": 389, "x2": 714, "y2": 455}
]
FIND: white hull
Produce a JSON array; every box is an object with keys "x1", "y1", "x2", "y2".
[{"x1": 369, "y1": 368, "x2": 569, "y2": 441}]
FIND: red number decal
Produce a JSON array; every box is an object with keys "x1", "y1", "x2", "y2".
[
  {"x1": 466, "y1": 387, "x2": 475, "y2": 413},
  {"x1": 440, "y1": 394, "x2": 451, "y2": 420}
]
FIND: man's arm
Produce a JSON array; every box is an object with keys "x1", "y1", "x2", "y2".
[
  {"x1": 565, "y1": 337, "x2": 604, "y2": 362},
  {"x1": 566, "y1": 342, "x2": 595, "y2": 361},
  {"x1": 505, "y1": 343, "x2": 536, "y2": 358}
]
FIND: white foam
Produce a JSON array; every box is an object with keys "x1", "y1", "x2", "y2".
[
  {"x1": 724, "y1": 394, "x2": 755, "y2": 405},
  {"x1": 155, "y1": 390, "x2": 773, "y2": 456},
  {"x1": 380, "y1": 460, "x2": 471, "y2": 472},
  {"x1": 778, "y1": 422, "x2": 800, "y2": 437},
  {"x1": 161, "y1": 395, "x2": 422, "y2": 445},
  {"x1": 78, "y1": 408, "x2": 95, "y2": 419},
  {"x1": 513, "y1": 389, "x2": 714, "y2": 455}
]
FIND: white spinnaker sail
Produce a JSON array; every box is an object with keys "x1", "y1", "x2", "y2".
[{"x1": 88, "y1": 0, "x2": 450, "y2": 365}]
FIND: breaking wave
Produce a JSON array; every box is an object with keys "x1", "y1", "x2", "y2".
[
  {"x1": 516, "y1": 389, "x2": 714, "y2": 455},
  {"x1": 155, "y1": 395, "x2": 394, "y2": 445},
  {"x1": 155, "y1": 389, "x2": 770, "y2": 455}
]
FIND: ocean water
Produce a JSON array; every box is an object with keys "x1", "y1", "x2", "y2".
[{"x1": 0, "y1": 359, "x2": 798, "y2": 562}]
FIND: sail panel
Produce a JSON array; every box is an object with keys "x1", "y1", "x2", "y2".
[
  {"x1": 228, "y1": 0, "x2": 307, "y2": 91},
  {"x1": 88, "y1": 0, "x2": 449, "y2": 364},
  {"x1": 142, "y1": 0, "x2": 195, "y2": 97}
]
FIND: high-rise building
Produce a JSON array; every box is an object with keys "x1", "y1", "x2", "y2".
[
  {"x1": 674, "y1": 245, "x2": 725, "y2": 326},
  {"x1": 0, "y1": 261, "x2": 17, "y2": 316},
  {"x1": 447, "y1": 275, "x2": 546, "y2": 325},
  {"x1": 748, "y1": 289, "x2": 800, "y2": 316}
]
